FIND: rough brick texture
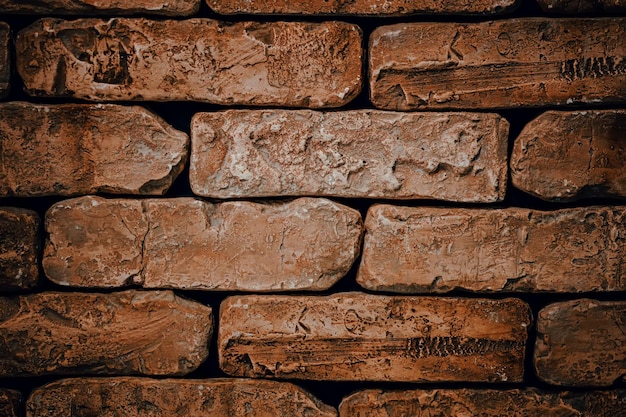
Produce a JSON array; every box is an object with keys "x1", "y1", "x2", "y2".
[
  {"x1": 0, "y1": 290, "x2": 213, "y2": 377},
  {"x1": 44, "y1": 196, "x2": 362, "y2": 291},
  {"x1": 0, "y1": 389, "x2": 21, "y2": 417},
  {"x1": 537, "y1": 0, "x2": 626, "y2": 13},
  {"x1": 0, "y1": 0, "x2": 200, "y2": 15},
  {"x1": 535, "y1": 299, "x2": 626, "y2": 387},
  {"x1": 0, "y1": 207, "x2": 40, "y2": 291},
  {"x1": 27, "y1": 378, "x2": 336, "y2": 417},
  {"x1": 339, "y1": 388, "x2": 626, "y2": 417},
  {"x1": 370, "y1": 18, "x2": 626, "y2": 110},
  {"x1": 0, "y1": 22, "x2": 8, "y2": 98},
  {"x1": 0, "y1": 102, "x2": 187, "y2": 197},
  {"x1": 358, "y1": 205, "x2": 626, "y2": 293},
  {"x1": 16, "y1": 19, "x2": 362, "y2": 108},
  {"x1": 220, "y1": 293, "x2": 531, "y2": 382},
  {"x1": 206, "y1": 0, "x2": 517, "y2": 15},
  {"x1": 511, "y1": 110, "x2": 626, "y2": 201},
  {"x1": 191, "y1": 110, "x2": 508, "y2": 202}
]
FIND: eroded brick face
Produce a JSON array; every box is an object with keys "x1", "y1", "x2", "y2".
[
  {"x1": 0, "y1": 208, "x2": 40, "y2": 291},
  {"x1": 0, "y1": 22, "x2": 8, "y2": 98},
  {"x1": 0, "y1": 389, "x2": 20, "y2": 417},
  {"x1": 537, "y1": 0, "x2": 626, "y2": 13},
  {"x1": 0, "y1": 0, "x2": 200, "y2": 15}
]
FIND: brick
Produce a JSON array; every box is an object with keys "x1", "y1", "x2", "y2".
[
  {"x1": 0, "y1": 0, "x2": 199, "y2": 15},
  {"x1": 339, "y1": 388, "x2": 626, "y2": 417},
  {"x1": 0, "y1": 389, "x2": 21, "y2": 417},
  {"x1": 0, "y1": 290, "x2": 212, "y2": 376},
  {"x1": 0, "y1": 207, "x2": 40, "y2": 291},
  {"x1": 358, "y1": 205, "x2": 626, "y2": 293},
  {"x1": 27, "y1": 377, "x2": 336, "y2": 417},
  {"x1": 44, "y1": 196, "x2": 362, "y2": 291},
  {"x1": 370, "y1": 18, "x2": 626, "y2": 110},
  {"x1": 0, "y1": 102, "x2": 187, "y2": 197},
  {"x1": 537, "y1": 0, "x2": 626, "y2": 13},
  {"x1": 511, "y1": 110, "x2": 626, "y2": 202},
  {"x1": 191, "y1": 110, "x2": 508, "y2": 202},
  {"x1": 16, "y1": 19, "x2": 362, "y2": 108},
  {"x1": 0, "y1": 22, "x2": 8, "y2": 98},
  {"x1": 206, "y1": 0, "x2": 517, "y2": 15},
  {"x1": 535, "y1": 299, "x2": 626, "y2": 387},
  {"x1": 219, "y1": 293, "x2": 531, "y2": 382}
]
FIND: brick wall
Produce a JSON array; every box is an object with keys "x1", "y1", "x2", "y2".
[{"x1": 1, "y1": 1, "x2": 625, "y2": 415}]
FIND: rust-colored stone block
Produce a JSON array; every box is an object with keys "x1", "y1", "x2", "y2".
[
  {"x1": 535, "y1": 299, "x2": 626, "y2": 387},
  {"x1": 27, "y1": 378, "x2": 336, "y2": 417},
  {"x1": 511, "y1": 110, "x2": 626, "y2": 202},
  {"x1": 358, "y1": 205, "x2": 626, "y2": 293},
  {"x1": 16, "y1": 19, "x2": 362, "y2": 108},
  {"x1": 191, "y1": 110, "x2": 508, "y2": 202},
  {"x1": 0, "y1": 0, "x2": 200, "y2": 15},
  {"x1": 0, "y1": 207, "x2": 40, "y2": 291},
  {"x1": 0, "y1": 102, "x2": 187, "y2": 197},
  {"x1": 206, "y1": 0, "x2": 517, "y2": 15},
  {"x1": 339, "y1": 388, "x2": 626, "y2": 417},
  {"x1": 370, "y1": 18, "x2": 626, "y2": 110},
  {"x1": 537, "y1": 0, "x2": 626, "y2": 13},
  {"x1": 44, "y1": 196, "x2": 362, "y2": 291},
  {"x1": 0, "y1": 290, "x2": 213, "y2": 377},
  {"x1": 0, "y1": 22, "x2": 9, "y2": 98},
  {"x1": 0, "y1": 389, "x2": 21, "y2": 417},
  {"x1": 219, "y1": 293, "x2": 531, "y2": 382}
]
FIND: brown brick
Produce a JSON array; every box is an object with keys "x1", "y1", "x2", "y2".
[
  {"x1": 16, "y1": 19, "x2": 362, "y2": 108},
  {"x1": 0, "y1": 0, "x2": 199, "y2": 15},
  {"x1": 358, "y1": 205, "x2": 626, "y2": 293},
  {"x1": 219, "y1": 293, "x2": 531, "y2": 382},
  {"x1": 339, "y1": 388, "x2": 626, "y2": 417},
  {"x1": 191, "y1": 110, "x2": 508, "y2": 202},
  {"x1": 511, "y1": 110, "x2": 626, "y2": 202},
  {"x1": 27, "y1": 377, "x2": 336, "y2": 417},
  {"x1": 0, "y1": 102, "x2": 187, "y2": 197},
  {"x1": 0, "y1": 389, "x2": 21, "y2": 417},
  {"x1": 535, "y1": 299, "x2": 626, "y2": 387},
  {"x1": 537, "y1": 0, "x2": 626, "y2": 13},
  {"x1": 0, "y1": 207, "x2": 40, "y2": 291},
  {"x1": 0, "y1": 290, "x2": 212, "y2": 377},
  {"x1": 0, "y1": 22, "x2": 8, "y2": 98},
  {"x1": 206, "y1": 0, "x2": 517, "y2": 15},
  {"x1": 370, "y1": 18, "x2": 626, "y2": 110},
  {"x1": 44, "y1": 196, "x2": 362, "y2": 291}
]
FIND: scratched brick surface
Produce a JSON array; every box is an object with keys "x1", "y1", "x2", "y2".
[
  {"x1": 0, "y1": 290, "x2": 213, "y2": 377},
  {"x1": 511, "y1": 110, "x2": 626, "y2": 202},
  {"x1": 358, "y1": 205, "x2": 626, "y2": 293},
  {"x1": 27, "y1": 378, "x2": 336, "y2": 417},
  {"x1": 339, "y1": 388, "x2": 626, "y2": 417},
  {"x1": 16, "y1": 18, "x2": 362, "y2": 108},
  {"x1": 0, "y1": 389, "x2": 21, "y2": 417},
  {"x1": 0, "y1": 22, "x2": 8, "y2": 98},
  {"x1": 535, "y1": 299, "x2": 626, "y2": 387},
  {"x1": 0, "y1": 102, "x2": 188, "y2": 197},
  {"x1": 206, "y1": 0, "x2": 517, "y2": 15},
  {"x1": 191, "y1": 110, "x2": 508, "y2": 202},
  {"x1": 0, "y1": 0, "x2": 200, "y2": 15},
  {"x1": 44, "y1": 196, "x2": 362, "y2": 291},
  {"x1": 219, "y1": 293, "x2": 531, "y2": 382},
  {"x1": 370, "y1": 18, "x2": 626, "y2": 110},
  {"x1": 537, "y1": 0, "x2": 626, "y2": 13},
  {"x1": 0, "y1": 207, "x2": 40, "y2": 291}
]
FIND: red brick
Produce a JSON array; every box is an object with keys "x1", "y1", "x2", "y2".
[
  {"x1": 0, "y1": 389, "x2": 21, "y2": 417},
  {"x1": 0, "y1": 207, "x2": 40, "y2": 291},
  {"x1": 0, "y1": 0, "x2": 200, "y2": 15},
  {"x1": 0, "y1": 22, "x2": 8, "y2": 98},
  {"x1": 537, "y1": 0, "x2": 626, "y2": 13}
]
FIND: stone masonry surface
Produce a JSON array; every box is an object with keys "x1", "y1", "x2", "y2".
[
  {"x1": 190, "y1": 110, "x2": 508, "y2": 202},
  {"x1": 536, "y1": 0, "x2": 626, "y2": 13},
  {"x1": 0, "y1": 207, "x2": 40, "y2": 291},
  {"x1": 0, "y1": 389, "x2": 20, "y2": 417},
  {"x1": 0, "y1": 22, "x2": 8, "y2": 98},
  {"x1": 0, "y1": 0, "x2": 200, "y2": 15}
]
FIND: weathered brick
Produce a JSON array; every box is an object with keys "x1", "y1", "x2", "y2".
[
  {"x1": 27, "y1": 378, "x2": 336, "y2": 417},
  {"x1": 0, "y1": 0, "x2": 200, "y2": 15},
  {"x1": 370, "y1": 18, "x2": 626, "y2": 110},
  {"x1": 44, "y1": 196, "x2": 362, "y2": 291},
  {"x1": 0, "y1": 389, "x2": 21, "y2": 417},
  {"x1": 191, "y1": 110, "x2": 508, "y2": 202},
  {"x1": 339, "y1": 388, "x2": 626, "y2": 417},
  {"x1": 0, "y1": 207, "x2": 40, "y2": 291},
  {"x1": 537, "y1": 0, "x2": 626, "y2": 13},
  {"x1": 16, "y1": 19, "x2": 362, "y2": 108},
  {"x1": 219, "y1": 293, "x2": 531, "y2": 382},
  {"x1": 206, "y1": 0, "x2": 517, "y2": 15},
  {"x1": 0, "y1": 290, "x2": 212, "y2": 376},
  {"x1": 0, "y1": 102, "x2": 187, "y2": 197},
  {"x1": 358, "y1": 205, "x2": 626, "y2": 293},
  {"x1": 0, "y1": 22, "x2": 8, "y2": 98},
  {"x1": 511, "y1": 110, "x2": 626, "y2": 201},
  {"x1": 535, "y1": 299, "x2": 626, "y2": 387}
]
